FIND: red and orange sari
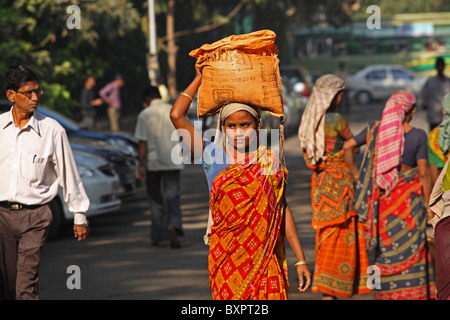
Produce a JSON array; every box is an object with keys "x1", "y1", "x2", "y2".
[
  {"x1": 355, "y1": 122, "x2": 436, "y2": 300},
  {"x1": 307, "y1": 150, "x2": 371, "y2": 297},
  {"x1": 208, "y1": 145, "x2": 289, "y2": 300}
]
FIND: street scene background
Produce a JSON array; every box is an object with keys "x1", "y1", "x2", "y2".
[
  {"x1": 38, "y1": 100, "x2": 429, "y2": 300},
  {"x1": 1, "y1": 0, "x2": 448, "y2": 301}
]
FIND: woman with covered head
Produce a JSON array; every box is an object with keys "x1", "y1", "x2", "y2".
[
  {"x1": 428, "y1": 92, "x2": 450, "y2": 184},
  {"x1": 344, "y1": 90, "x2": 435, "y2": 299},
  {"x1": 170, "y1": 66, "x2": 311, "y2": 300},
  {"x1": 298, "y1": 74, "x2": 371, "y2": 300}
]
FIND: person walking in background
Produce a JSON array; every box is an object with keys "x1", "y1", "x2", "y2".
[
  {"x1": 298, "y1": 74, "x2": 370, "y2": 300},
  {"x1": 344, "y1": 91, "x2": 435, "y2": 300},
  {"x1": 0, "y1": 66, "x2": 90, "y2": 300},
  {"x1": 80, "y1": 75, "x2": 103, "y2": 130},
  {"x1": 134, "y1": 86, "x2": 184, "y2": 248},
  {"x1": 99, "y1": 74, "x2": 125, "y2": 132},
  {"x1": 420, "y1": 57, "x2": 450, "y2": 131},
  {"x1": 428, "y1": 93, "x2": 450, "y2": 184},
  {"x1": 170, "y1": 66, "x2": 311, "y2": 300}
]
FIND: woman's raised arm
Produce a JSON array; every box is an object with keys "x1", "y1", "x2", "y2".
[{"x1": 170, "y1": 67, "x2": 204, "y2": 159}]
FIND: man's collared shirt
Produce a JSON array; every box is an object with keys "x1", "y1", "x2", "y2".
[{"x1": 0, "y1": 109, "x2": 90, "y2": 224}]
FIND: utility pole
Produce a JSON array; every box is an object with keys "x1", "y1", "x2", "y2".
[{"x1": 148, "y1": 0, "x2": 159, "y2": 85}]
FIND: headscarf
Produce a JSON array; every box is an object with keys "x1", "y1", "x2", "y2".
[
  {"x1": 298, "y1": 74, "x2": 345, "y2": 165},
  {"x1": 205, "y1": 102, "x2": 262, "y2": 245},
  {"x1": 214, "y1": 102, "x2": 261, "y2": 149},
  {"x1": 438, "y1": 93, "x2": 450, "y2": 155},
  {"x1": 375, "y1": 90, "x2": 416, "y2": 195}
]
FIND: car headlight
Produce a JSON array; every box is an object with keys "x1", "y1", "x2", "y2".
[{"x1": 78, "y1": 166, "x2": 95, "y2": 177}]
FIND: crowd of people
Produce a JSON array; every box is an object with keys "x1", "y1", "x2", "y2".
[
  {"x1": 1, "y1": 53, "x2": 450, "y2": 301},
  {"x1": 297, "y1": 56, "x2": 450, "y2": 301}
]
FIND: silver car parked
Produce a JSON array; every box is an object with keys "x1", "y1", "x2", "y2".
[
  {"x1": 48, "y1": 149, "x2": 121, "y2": 240},
  {"x1": 348, "y1": 64, "x2": 426, "y2": 104}
]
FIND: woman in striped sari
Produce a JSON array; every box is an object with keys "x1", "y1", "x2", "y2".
[
  {"x1": 343, "y1": 91, "x2": 435, "y2": 300},
  {"x1": 170, "y1": 66, "x2": 311, "y2": 299},
  {"x1": 298, "y1": 74, "x2": 371, "y2": 299}
]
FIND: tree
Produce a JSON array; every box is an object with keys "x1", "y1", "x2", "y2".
[
  {"x1": 151, "y1": 0, "x2": 299, "y2": 94},
  {"x1": 0, "y1": 0, "x2": 146, "y2": 117},
  {"x1": 153, "y1": 0, "x2": 249, "y2": 96}
]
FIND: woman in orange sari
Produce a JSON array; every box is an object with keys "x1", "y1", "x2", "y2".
[
  {"x1": 298, "y1": 74, "x2": 371, "y2": 299},
  {"x1": 170, "y1": 66, "x2": 311, "y2": 300}
]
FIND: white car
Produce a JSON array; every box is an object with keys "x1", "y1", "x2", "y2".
[
  {"x1": 348, "y1": 64, "x2": 427, "y2": 104},
  {"x1": 48, "y1": 149, "x2": 121, "y2": 240}
]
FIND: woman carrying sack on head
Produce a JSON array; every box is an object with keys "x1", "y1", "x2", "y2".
[
  {"x1": 298, "y1": 74, "x2": 371, "y2": 300},
  {"x1": 170, "y1": 65, "x2": 311, "y2": 300}
]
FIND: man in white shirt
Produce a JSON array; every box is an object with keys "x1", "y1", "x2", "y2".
[
  {"x1": 134, "y1": 86, "x2": 184, "y2": 248},
  {"x1": 420, "y1": 57, "x2": 450, "y2": 130},
  {"x1": 0, "y1": 66, "x2": 90, "y2": 300}
]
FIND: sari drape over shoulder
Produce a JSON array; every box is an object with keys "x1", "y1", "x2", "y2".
[
  {"x1": 208, "y1": 145, "x2": 288, "y2": 300},
  {"x1": 355, "y1": 122, "x2": 436, "y2": 300}
]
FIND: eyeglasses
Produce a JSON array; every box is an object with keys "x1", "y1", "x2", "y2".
[{"x1": 15, "y1": 88, "x2": 44, "y2": 99}]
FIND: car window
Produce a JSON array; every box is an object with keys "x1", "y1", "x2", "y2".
[
  {"x1": 392, "y1": 69, "x2": 414, "y2": 80},
  {"x1": 365, "y1": 69, "x2": 387, "y2": 80}
]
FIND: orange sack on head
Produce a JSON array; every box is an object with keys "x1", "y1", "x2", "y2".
[{"x1": 189, "y1": 30, "x2": 283, "y2": 117}]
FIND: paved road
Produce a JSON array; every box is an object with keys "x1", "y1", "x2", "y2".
[{"x1": 38, "y1": 100, "x2": 430, "y2": 300}]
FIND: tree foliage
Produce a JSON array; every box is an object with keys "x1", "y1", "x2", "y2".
[
  {"x1": 0, "y1": 0, "x2": 147, "y2": 117},
  {"x1": 1, "y1": 0, "x2": 447, "y2": 117}
]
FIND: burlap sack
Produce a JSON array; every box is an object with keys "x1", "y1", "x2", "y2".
[{"x1": 189, "y1": 30, "x2": 283, "y2": 117}]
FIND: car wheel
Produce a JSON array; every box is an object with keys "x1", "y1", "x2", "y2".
[
  {"x1": 356, "y1": 91, "x2": 372, "y2": 105},
  {"x1": 47, "y1": 198, "x2": 64, "y2": 241}
]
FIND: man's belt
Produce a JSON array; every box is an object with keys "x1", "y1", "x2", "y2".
[{"x1": 0, "y1": 201, "x2": 44, "y2": 211}]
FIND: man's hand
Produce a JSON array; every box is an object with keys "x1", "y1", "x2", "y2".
[{"x1": 74, "y1": 224, "x2": 89, "y2": 241}]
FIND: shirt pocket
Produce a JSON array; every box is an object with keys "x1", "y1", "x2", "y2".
[{"x1": 21, "y1": 151, "x2": 47, "y2": 182}]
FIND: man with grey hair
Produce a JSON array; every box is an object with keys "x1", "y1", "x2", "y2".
[{"x1": 0, "y1": 65, "x2": 90, "y2": 300}]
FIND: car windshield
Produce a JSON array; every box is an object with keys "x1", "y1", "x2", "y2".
[{"x1": 38, "y1": 107, "x2": 81, "y2": 132}]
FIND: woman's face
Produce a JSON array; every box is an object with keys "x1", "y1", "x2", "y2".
[
  {"x1": 223, "y1": 110, "x2": 259, "y2": 152},
  {"x1": 330, "y1": 90, "x2": 344, "y2": 109}
]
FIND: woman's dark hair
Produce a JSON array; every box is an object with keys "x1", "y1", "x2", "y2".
[
  {"x1": 5, "y1": 65, "x2": 40, "y2": 91},
  {"x1": 405, "y1": 104, "x2": 417, "y2": 117}
]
